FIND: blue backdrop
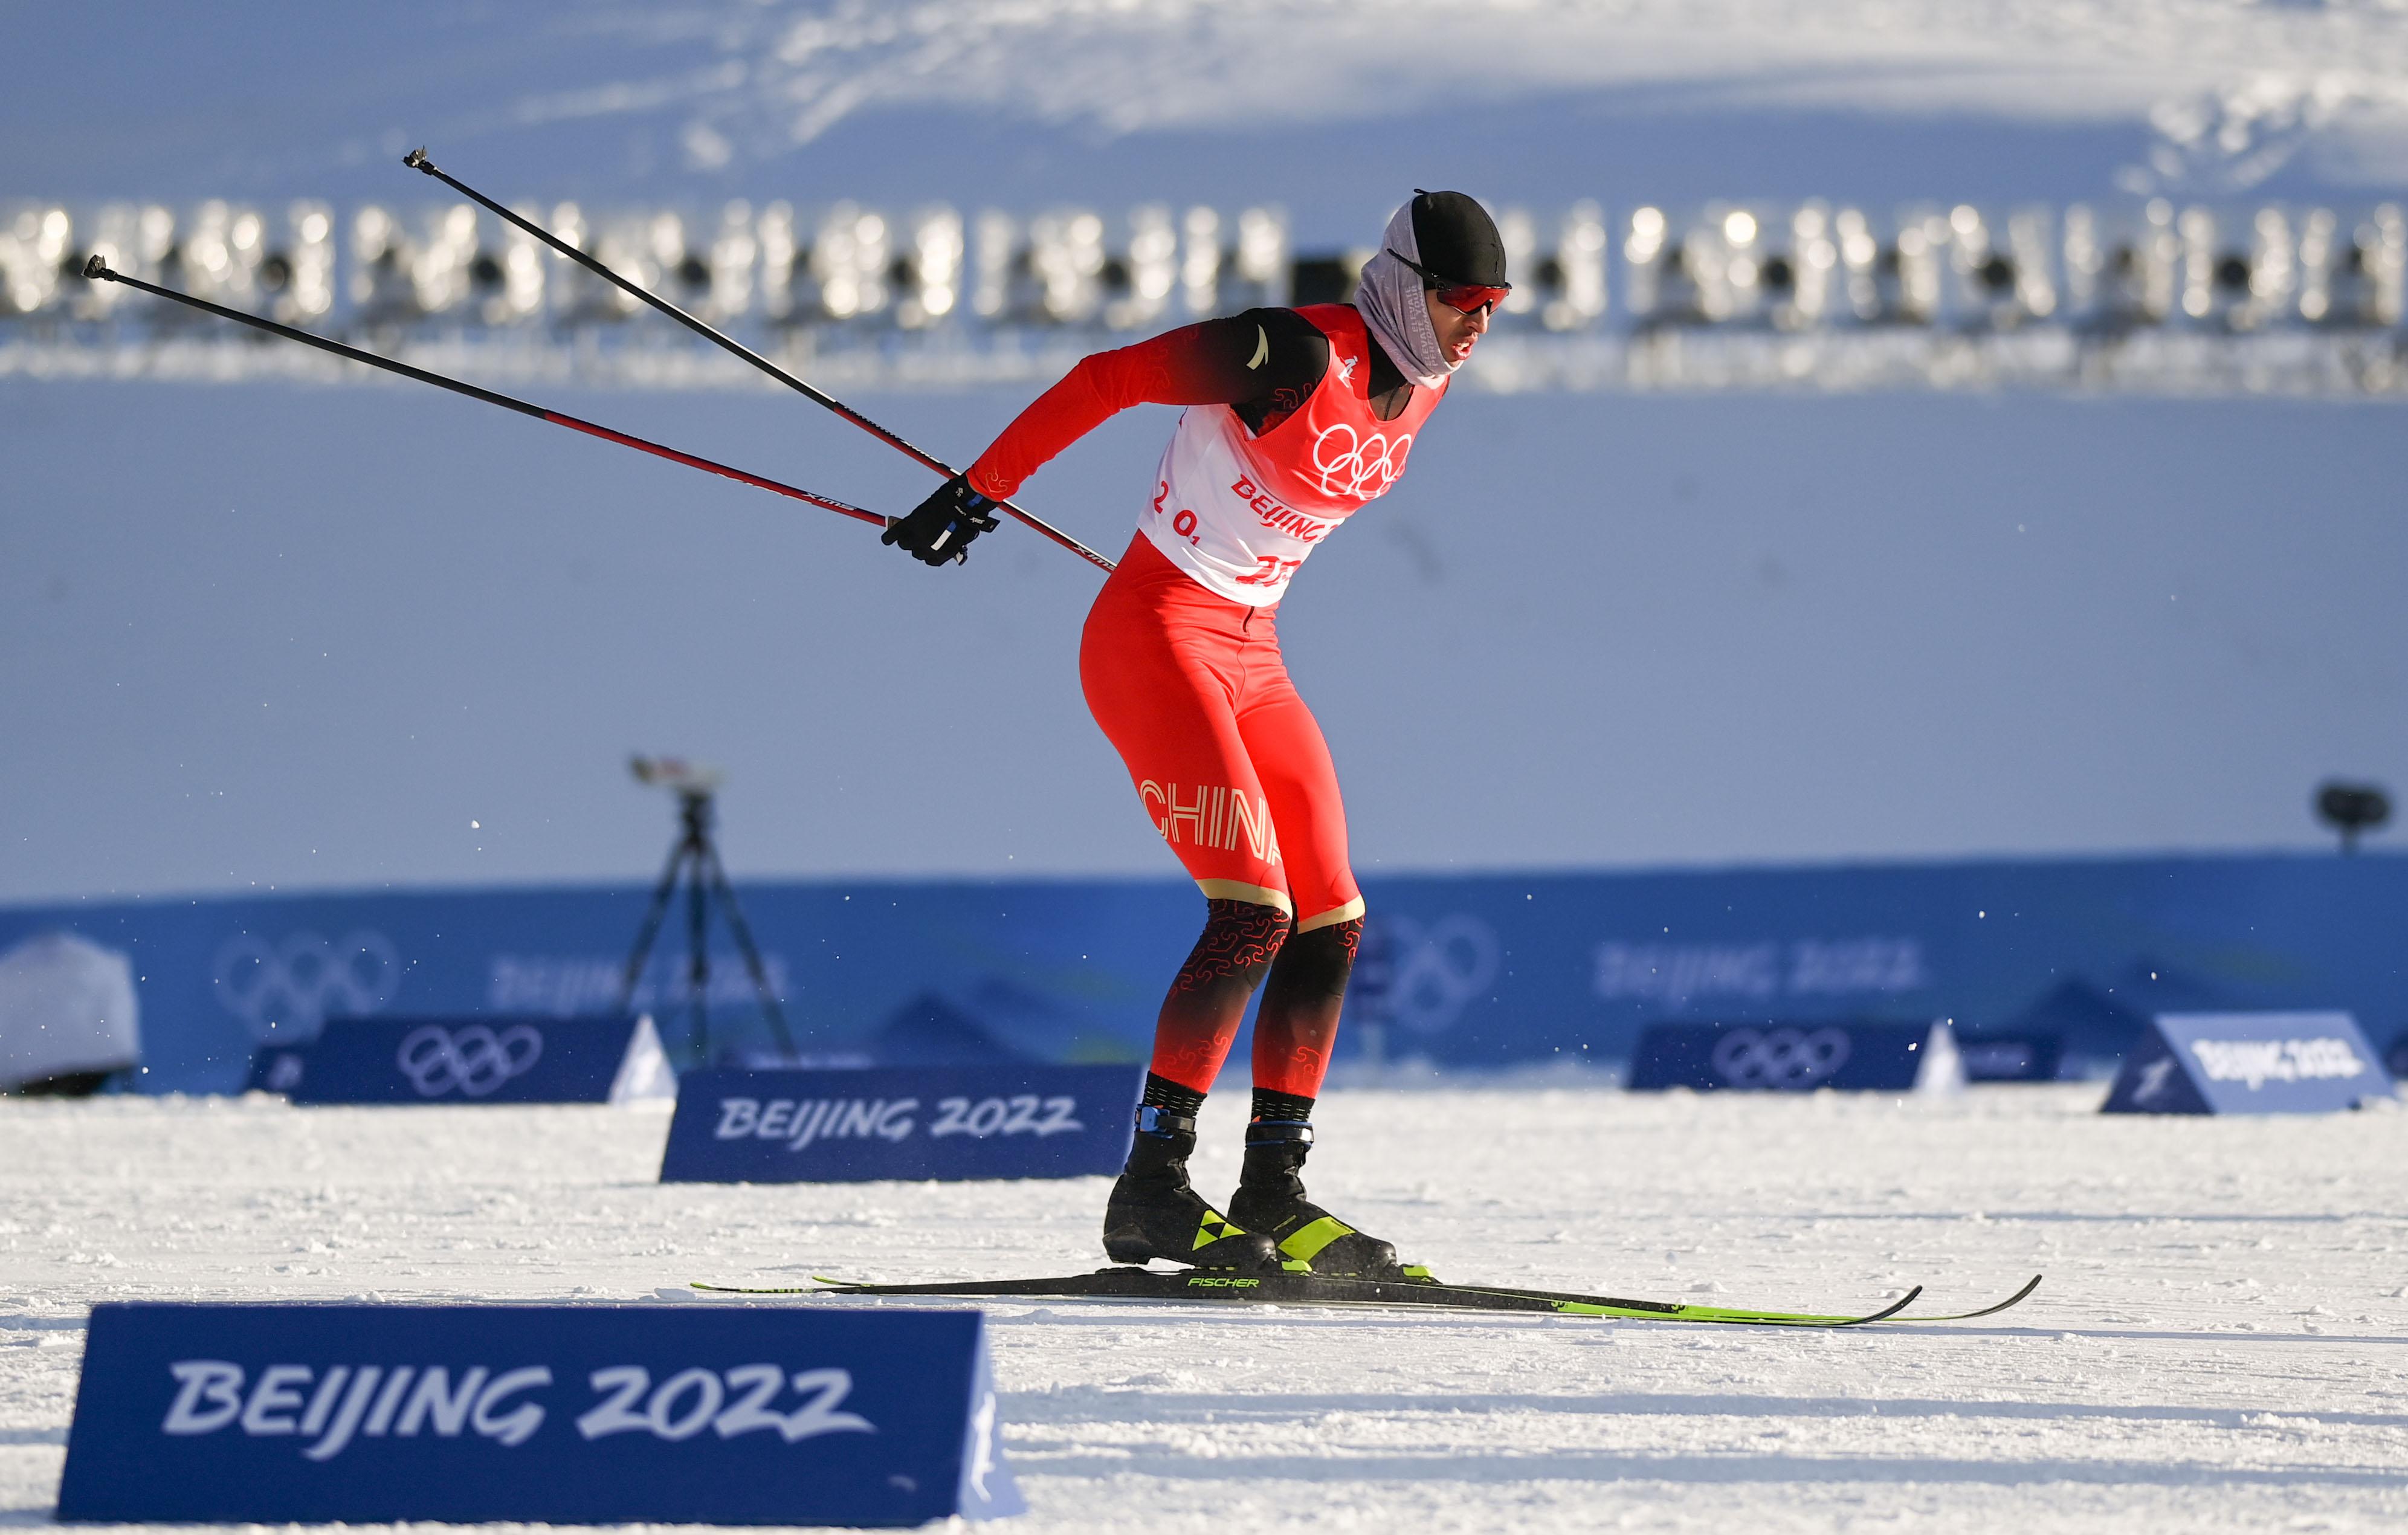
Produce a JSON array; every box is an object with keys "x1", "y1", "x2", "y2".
[{"x1": 4, "y1": 853, "x2": 2401, "y2": 1094}]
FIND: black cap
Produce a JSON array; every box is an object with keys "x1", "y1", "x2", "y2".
[{"x1": 1410, "y1": 190, "x2": 1508, "y2": 288}]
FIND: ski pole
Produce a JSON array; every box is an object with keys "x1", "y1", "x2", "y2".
[
  {"x1": 401, "y1": 147, "x2": 1116, "y2": 574},
  {"x1": 81, "y1": 256, "x2": 888, "y2": 532}
]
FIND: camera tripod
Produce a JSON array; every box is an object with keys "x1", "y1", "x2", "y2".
[{"x1": 617, "y1": 776, "x2": 797, "y2": 1062}]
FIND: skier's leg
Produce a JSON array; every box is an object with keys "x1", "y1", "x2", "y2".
[
  {"x1": 1224, "y1": 665, "x2": 1407, "y2": 1277},
  {"x1": 1250, "y1": 919, "x2": 1361, "y2": 1102},
  {"x1": 1103, "y1": 912, "x2": 1287, "y2": 1270},
  {"x1": 1146, "y1": 898, "x2": 1288, "y2": 1094},
  {"x1": 1234, "y1": 665, "x2": 1361, "y2": 1099},
  {"x1": 1080, "y1": 539, "x2": 1290, "y2": 1272},
  {"x1": 1082, "y1": 563, "x2": 1296, "y2": 1100},
  {"x1": 1250, "y1": 920, "x2": 1363, "y2": 1100}
]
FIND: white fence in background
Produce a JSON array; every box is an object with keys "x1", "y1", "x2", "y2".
[{"x1": 4, "y1": 196, "x2": 2403, "y2": 395}]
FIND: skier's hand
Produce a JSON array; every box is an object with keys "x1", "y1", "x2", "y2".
[{"x1": 882, "y1": 474, "x2": 1000, "y2": 567}]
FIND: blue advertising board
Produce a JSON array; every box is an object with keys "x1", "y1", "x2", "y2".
[
  {"x1": 246, "y1": 1015, "x2": 672, "y2": 1105},
  {"x1": 4, "y1": 852, "x2": 2403, "y2": 1093},
  {"x1": 2102, "y1": 1012, "x2": 2393, "y2": 1115},
  {"x1": 1627, "y1": 1021, "x2": 1958, "y2": 1092},
  {"x1": 56, "y1": 1302, "x2": 1019, "y2": 1526},
  {"x1": 1956, "y1": 1034, "x2": 2065, "y2": 1082},
  {"x1": 661, "y1": 1065, "x2": 1143, "y2": 1184}
]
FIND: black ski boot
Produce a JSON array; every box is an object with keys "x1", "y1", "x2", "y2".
[
  {"x1": 1102, "y1": 1108, "x2": 1284, "y2": 1272},
  {"x1": 1226, "y1": 1119, "x2": 1413, "y2": 1279}
]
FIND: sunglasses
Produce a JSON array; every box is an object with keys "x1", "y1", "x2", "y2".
[{"x1": 1388, "y1": 249, "x2": 1511, "y2": 316}]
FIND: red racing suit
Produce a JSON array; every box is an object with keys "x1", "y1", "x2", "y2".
[{"x1": 970, "y1": 303, "x2": 1444, "y2": 931}]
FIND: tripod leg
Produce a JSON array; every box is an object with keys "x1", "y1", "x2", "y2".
[
  {"x1": 685, "y1": 836, "x2": 712, "y2": 1061},
  {"x1": 619, "y1": 836, "x2": 690, "y2": 1016},
  {"x1": 703, "y1": 843, "x2": 799, "y2": 1060}
]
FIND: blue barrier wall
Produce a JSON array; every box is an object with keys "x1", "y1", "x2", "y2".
[{"x1": 4, "y1": 853, "x2": 2401, "y2": 1094}]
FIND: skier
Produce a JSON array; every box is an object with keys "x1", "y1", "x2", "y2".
[{"x1": 882, "y1": 192, "x2": 1509, "y2": 1277}]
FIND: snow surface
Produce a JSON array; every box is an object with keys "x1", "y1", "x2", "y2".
[
  {"x1": 529, "y1": 0, "x2": 2408, "y2": 170},
  {"x1": 6, "y1": 1085, "x2": 2407, "y2": 1531},
  {"x1": 15, "y1": 1, "x2": 2408, "y2": 216}
]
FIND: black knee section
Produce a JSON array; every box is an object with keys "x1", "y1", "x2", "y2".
[
  {"x1": 1169, "y1": 897, "x2": 1290, "y2": 995},
  {"x1": 1264, "y1": 916, "x2": 1361, "y2": 1003}
]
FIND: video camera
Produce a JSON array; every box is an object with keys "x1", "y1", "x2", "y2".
[{"x1": 630, "y1": 755, "x2": 725, "y2": 797}]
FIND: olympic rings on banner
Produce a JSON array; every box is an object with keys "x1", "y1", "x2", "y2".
[
  {"x1": 1308, "y1": 424, "x2": 1413, "y2": 501},
  {"x1": 213, "y1": 929, "x2": 401, "y2": 1039},
  {"x1": 1709, "y1": 1026, "x2": 1852, "y2": 1090},
  {"x1": 395, "y1": 1024, "x2": 546, "y2": 1098},
  {"x1": 1374, "y1": 914, "x2": 1500, "y2": 1036}
]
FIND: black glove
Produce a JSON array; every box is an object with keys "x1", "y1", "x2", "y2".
[{"x1": 882, "y1": 474, "x2": 1001, "y2": 566}]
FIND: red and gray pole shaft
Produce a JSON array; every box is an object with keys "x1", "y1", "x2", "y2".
[
  {"x1": 402, "y1": 147, "x2": 1115, "y2": 574},
  {"x1": 82, "y1": 256, "x2": 887, "y2": 530}
]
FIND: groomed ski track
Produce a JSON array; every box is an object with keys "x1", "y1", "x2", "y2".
[{"x1": 6, "y1": 1084, "x2": 2408, "y2": 1531}]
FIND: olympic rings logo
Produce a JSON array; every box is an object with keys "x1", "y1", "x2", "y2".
[
  {"x1": 1309, "y1": 424, "x2": 1413, "y2": 501},
  {"x1": 1709, "y1": 1027, "x2": 1852, "y2": 1090},
  {"x1": 396, "y1": 1024, "x2": 546, "y2": 1098},
  {"x1": 1360, "y1": 914, "x2": 1500, "y2": 1035},
  {"x1": 214, "y1": 929, "x2": 400, "y2": 1040}
]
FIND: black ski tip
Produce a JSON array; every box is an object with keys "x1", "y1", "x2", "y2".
[
  {"x1": 82, "y1": 253, "x2": 108, "y2": 281},
  {"x1": 402, "y1": 146, "x2": 431, "y2": 171},
  {"x1": 1844, "y1": 1285, "x2": 1923, "y2": 1326},
  {"x1": 1893, "y1": 1272, "x2": 2046, "y2": 1323}
]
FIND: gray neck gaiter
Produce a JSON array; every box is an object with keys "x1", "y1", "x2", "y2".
[{"x1": 1354, "y1": 201, "x2": 1453, "y2": 390}]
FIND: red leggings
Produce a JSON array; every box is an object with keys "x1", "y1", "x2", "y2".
[
  {"x1": 1082, "y1": 533, "x2": 1364, "y2": 1096},
  {"x1": 1081, "y1": 534, "x2": 1362, "y2": 929}
]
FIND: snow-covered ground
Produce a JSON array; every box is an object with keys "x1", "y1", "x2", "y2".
[
  {"x1": 6, "y1": 1085, "x2": 2406, "y2": 1531},
  {"x1": 18, "y1": 1, "x2": 2408, "y2": 217}
]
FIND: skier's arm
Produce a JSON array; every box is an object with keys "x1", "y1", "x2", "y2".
[{"x1": 966, "y1": 309, "x2": 1329, "y2": 499}]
